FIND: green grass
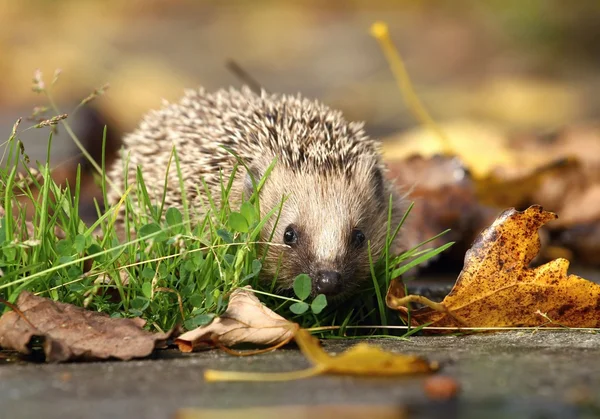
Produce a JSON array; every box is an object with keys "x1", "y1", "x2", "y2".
[{"x1": 0, "y1": 79, "x2": 452, "y2": 337}]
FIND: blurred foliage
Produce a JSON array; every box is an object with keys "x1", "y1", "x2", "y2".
[{"x1": 1, "y1": 0, "x2": 600, "y2": 133}]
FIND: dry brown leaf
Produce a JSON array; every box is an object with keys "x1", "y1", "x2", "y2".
[
  {"x1": 387, "y1": 205, "x2": 600, "y2": 329},
  {"x1": 204, "y1": 328, "x2": 437, "y2": 382},
  {"x1": 384, "y1": 128, "x2": 600, "y2": 266},
  {"x1": 386, "y1": 154, "x2": 498, "y2": 264},
  {"x1": 0, "y1": 291, "x2": 171, "y2": 362},
  {"x1": 382, "y1": 120, "x2": 594, "y2": 214},
  {"x1": 175, "y1": 286, "x2": 297, "y2": 352}
]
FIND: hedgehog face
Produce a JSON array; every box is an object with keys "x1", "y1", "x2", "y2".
[{"x1": 255, "y1": 163, "x2": 405, "y2": 300}]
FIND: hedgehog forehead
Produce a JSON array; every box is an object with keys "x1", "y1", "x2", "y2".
[{"x1": 270, "y1": 169, "x2": 380, "y2": 231}]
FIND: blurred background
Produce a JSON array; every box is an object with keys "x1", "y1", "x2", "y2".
[
  {"x1": 3, "y1": 0, "x2": 600, "y2": 155},
  {"x1": 2, "y1": 0, "x2": 600, "y2": 273}
]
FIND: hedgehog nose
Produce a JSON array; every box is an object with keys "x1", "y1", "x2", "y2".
[{"x1": 315, "y1": 271, "x2": 342, "y2": 295}]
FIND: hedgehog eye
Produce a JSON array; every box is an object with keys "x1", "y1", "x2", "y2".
[
  {"x1": 283, "y1": 225, "x2": 298, "y2": 245},
  {"x1": 351, "y1": 229, "x2": 366, "y2": 249}
]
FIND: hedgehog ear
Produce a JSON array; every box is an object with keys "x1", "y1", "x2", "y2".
[{"x1": 244, "y1": 164, "x2": 263, "y2": 198}]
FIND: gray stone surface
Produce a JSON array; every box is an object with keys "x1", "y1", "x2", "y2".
[{"x1": 2, "y1": 331, "x2": 600, "y2": 419}]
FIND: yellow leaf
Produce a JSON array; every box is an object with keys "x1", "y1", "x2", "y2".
[
  {"x1": 387, "y1": 205, "x2": 600, "y2": 329},
  {"x1": 204, "y1": 329, "x2": 438, "y2": 382},
  {"x1": 295, "y1": 329, "x2": 437, "y2": 376},
  {"x1": 383, "y1": 120, "x2": 517, "y2": 180}
]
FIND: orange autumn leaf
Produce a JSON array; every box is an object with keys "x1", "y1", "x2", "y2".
[
  {"x1": 204, "y1": 328, "x2": 438, "y2": 382},
  {"x1": 387, "y1": 205, "x2": 600, "y2": 329}
]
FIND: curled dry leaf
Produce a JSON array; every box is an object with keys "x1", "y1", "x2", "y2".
[
  {"x1": 387, "y1": 205, "x2": 600, "y2": 329},
  {"x1": 175, "y1": 286, "x2": 297, "y2": 352},
  {"x1": 0, "y1": 291, "x2": 172, "y2": 362},
  {"x1": 204, "y1": 328, "x2": 438, "y2": 382}
]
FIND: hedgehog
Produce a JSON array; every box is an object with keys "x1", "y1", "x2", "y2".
[{"x1": 106, "y1": 87, "x2": 411, "y2": 299}]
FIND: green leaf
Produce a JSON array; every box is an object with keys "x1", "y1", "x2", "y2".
[
  {"x1": 188, "y1": 294, "x2": 204, "y2": 308},
  {"x1": 205, "y1": 288, "x2": 215, "y2": 308},
  {"x1": 293, "y1": 274, "x2": 312, "y2": 301},
  {"x1": 228, "y1": 212, "x2": 249, "y2": 233},
  {"x1": 87, "y1": 243, "x2": 104, "y2": 262},
  {"x1": 141, "y1": 282, "x2": 152, "y2": 299},
  {"x1": 3, "y1": 247, "x2": 16, "y2": 261},
  {"x1": 216, "y1": 229, "x2": 233, "y2": 244},
  {"x1": 240, "y1": 201, "x2": 257, "y2": 225},
  {"x1": 56, "y1": 239, "x2": 73, "y2": 256},
  {"x1": 130, "y1": 296, "x2": 149, "y2": 311},
  {"x1": 310, "y1": 294, "x2": 328, "y2": 314},
  {"x1": 252, "y1": 259, "x2": 262, "y2": 274},
  {"x1": 165, "y1": 207, "x2": 183, "y2": 227},
  {"x1": 67, "y1": 266, "x2": 83, "y2": 279},
  {"x1": 139, "y1": 222, "x2": 161, "y2": 237},
  {"x1": 242, "y1": 259, "x2": 263, "y2": 282},
  {"x1": 182, "y1": 282, "x2": 195, "y2": 296},
  {"x1": 68, "y1": 283, "x2": 86, "y2": 293},
  {"x1": 141, "y1": 267, "x2": 155, "y2": 280},
  {"x1": 58, "y1": 255, "x2": 73, "y2": 264},
  {"x1": 139, "y1": 223, "x2": 167, "y2": 242},
  {"x1": 73, "y1": 234, "x2": 86, "y2": 253},
  {"x1": 290, "y1": 301, "x2": 309, "y2": 315},
  {"x1": 166, "y1": 207, "x2": 184, "y2": 234},
  {"x1": 184, "y1": 313, "x2": 215, "y2": 330},
  {"x1": 192, "y1": 250, "x2": 204, "y2": 268},
  {"x1": 184, "y1": 259, "x2": 196, "y2": 272}
]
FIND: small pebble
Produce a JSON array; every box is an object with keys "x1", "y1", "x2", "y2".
[{"x1": 423, "y1": 375, "x2": 460, "y2": 400}]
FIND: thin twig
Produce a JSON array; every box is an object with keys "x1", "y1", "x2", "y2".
[{"x1": 226, "y1": 59, "x2": 264, "y2": 93}]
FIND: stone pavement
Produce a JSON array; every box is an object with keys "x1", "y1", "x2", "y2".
[{"x1": 1, "y1": 331, "x2": 600, "y2": 419}]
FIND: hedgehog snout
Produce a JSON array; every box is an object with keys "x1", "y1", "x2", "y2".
[{"x1": 314, "y1": 270, "x2": 342, "y2": 296}]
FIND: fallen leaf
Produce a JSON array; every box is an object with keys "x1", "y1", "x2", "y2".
[
  {"x1": 175, "y1": 286, "x2": 297, "y2": 352},
  {"x1": 175, "y1": 405, "x2": 407, "y2": 419},
  {"x1": 382, "y1": 119, "x2": 521, "y2": 180},
  {"x1": 387, "y1": 205, "x2": 600, "y2": 329},
  {"x1": 0, "y1": 291, "x2": 171, "y2": 362},
  {"x1": 386, "y1": 154, "x2": 499, "y2": 267},
  {"x1": 204, "y1": 328, "x2": 438, "y2": 382},
  {"x1": 293, "y1": 329, "x2": 437, "y2": 376}
]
